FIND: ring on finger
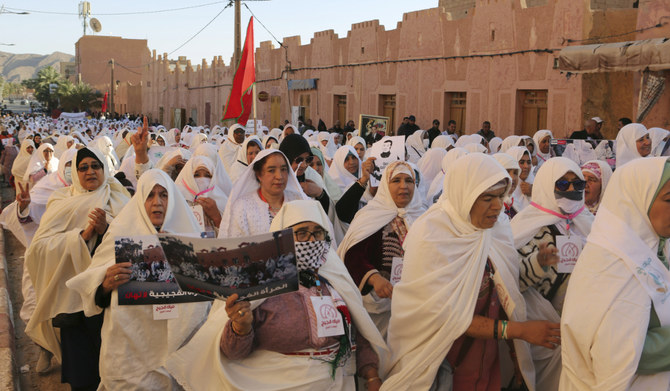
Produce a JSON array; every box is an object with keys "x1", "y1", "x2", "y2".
[
  {"x1": 238, "y1": 310, "x2": 245, "y2": 317},
  {"x1": 114, "y1": 274, "x2": 119, "y2": 281}
]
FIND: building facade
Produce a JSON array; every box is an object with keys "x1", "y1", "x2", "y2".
[
  {"x1": 142, "y1": 0, "x2": 666, "y2": 139},
  {"x1": 75, "y1": 35, "x2": 150, "y2": 115}
]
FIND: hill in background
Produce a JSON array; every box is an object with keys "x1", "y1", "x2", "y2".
[{"x1": 0, "y1": 51, "x2": 74, "y2": 82}]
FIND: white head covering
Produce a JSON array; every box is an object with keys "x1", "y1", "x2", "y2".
[
  {"x1": 164, "y1": 199, "x2": 388, "y2": 390},
  {"x1": 30, "y1": 148, "x2": 77, "y2": 206},
  {"x1": 533, "y1": 130, "x2": 554, "y2": 165},
  {"x1": 192, "y1": 143, "x2": 233, "y2": 195},
  {"x1": 91, "y1": 135, "x2": 119, "y2": 172},
  {"x1": 218, "y1": 124, "x2": 245, "y2": 172},
  {"x1": 229, "y1": 136, "x2": 263, "y2": 182},
  {"x1": 11, "y1": 139, "x2": 35, "y2": 180},
  {"x1": 580, "y1": 159, "x2": 613, "y2": 213},
  {"x1": 338, "y1": 160, "x2": 426, "y2": 258},
  {"x1": 464, "y1": 143, "x2": 487, "y2": 154},
  {"x1": 175, "y1": 155, "x2": 228, "y2": 212},
  {"x1": 317, "y1": 131, "x2": 337, "y2": 159},
  {"x1": 501, "y1": 135, "x2": 523, "y2": 153},
  {"x1": 218, "y1": 149, "x2": 308, "y2": 238},
  {"x1": 426, "y1": 147, "x2": 469, "y2": 204},
  {"x1": 454, "y1": 134, "x2": 472, "y2": 148},
  {"x1": 383, "y1": 154, "x2": 535, "y2": 389},
  {"x1": 520, "y1": 135, "x2": 537, "y2": 158},
  {"x1": 511, "y1": 157, "x2": 594, "y2": 248},
  {"x1": 405, "y1": 130, "x2": 426, "y2": 163},
  {"x1": 648, "y1": 127, "x2": 670, "y2": 157},
  {"x1": 431, "y1": 135, "x2": 454, "y2": 150},
  {"x1": 328, "y1": 145, "x2": 361, "y2": 192},
  {"x1": 561, "y1": 157, "x2": 670, "y2": 390},
  {"x1": 23, "y1": 142, "x2": 57, "y2": 182},
  {"x1": 347, "y1": 136, "x2": 367, "y2": 156},
  {"x1": 488, "y1": 136, "x2": 503, "y2": 154},
  {"x1": 507, "y1": 146, "x2": 535, "y2": 212},
  {"x1": 615, "y1": 123, "x2": 649, "y2": 167},
  {"x1": 188, "y1": 133, "x2": 208, "y2": 148},
  {"x1": 416, "y1": 148, "x2": 447, "y2": 201},
  {"x1": 53, "y1": 135, "x2": 74, "y2": 159}
]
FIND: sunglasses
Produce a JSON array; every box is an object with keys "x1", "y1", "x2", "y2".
[
  {"x1": 77, "y1": 162, "x2": 103, "y2": 172},
  {"x1": 294, "y1": 155, "x2": 314, "y2": 165},
  {"x1": 555, "y1": 179, "x2": 586, "y2": 192}
]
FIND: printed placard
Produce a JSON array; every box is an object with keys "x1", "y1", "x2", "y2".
[
  {"x1": 556, "y1": 235, "x2": 582, "y2": 273},
  {"x1": 310, "y1": 296, "x2": 345, "y2": 338},
  {"x1": 390, "y1": 257, "x2": 403, "y2": 286},
  {"x1": 368, "y1": 136, "x2": 405, "y2": 187},
  {"x1": 153, "y1": 304, "x2": 179, "y2": 320},
  {"x1": 492, "y1": 271, "x2": 516, "y2": 317},
  {"x1": 191, "y1": 204, "x2": 205, "y2": 232}
]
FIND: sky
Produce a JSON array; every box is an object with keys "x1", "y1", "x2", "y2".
[{"x1": 0, "y1": 0, "x2": 438, "y2": 64}]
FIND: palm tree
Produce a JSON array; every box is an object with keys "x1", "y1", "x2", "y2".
[
  {"x1": 59, "y1": 82, "x2": 102, "y2": 112},
  {"x1": 21, "y1": 66, "x2": 63, "y2": 112}
]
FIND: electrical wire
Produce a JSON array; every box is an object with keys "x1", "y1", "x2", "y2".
[
  {"x1": 168, "y1": 3, "x2": 231, "y2": 56},
  {"x1": 562, "y1": 21, "x2": 667, "y2": 44},
  {"x1": 242, "y1": 2, "x2": 281, "y2": 46},
  {"x1": 4, "y1": 2, "x2": 227, "y2": 16}
]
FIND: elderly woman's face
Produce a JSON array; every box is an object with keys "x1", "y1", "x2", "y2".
[
  {"x1": 649, "y1": 179, "x2": 670, "y2": 238},
  {"x1": 344, "y1": 153, "x2": 359, "y2": 176},
  {"x1": 144, "y1": 184, "x2": 168, "y2": 228},
  {"x1": 582, "y1": 170, "x2": 601, "y2": 206},
  {"x1": 256, "y1": 154, "x2": 288, "y2": 197},
  {"x1": 388, "y1": 173, "x2": 415, "y2": 208},
  {"x1": 539, "y1": 136, "x2": 551, "y2": 154},
  {"x1": 292, "y1": 221, "x2": 327, "y2": 242},
  {"x1": 469, "y1": 184, "x2": 506, "y2": 229},
  {"x1": 77, "y1": 157, "x2": 104, "y2": 191},
  {"x1": 637, "y1": 133, "x2": 652, "y2": 157}
]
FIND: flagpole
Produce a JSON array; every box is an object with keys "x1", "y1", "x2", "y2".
[{"x1": 253, "y1": 82, "x2": 257, "y2": 135}]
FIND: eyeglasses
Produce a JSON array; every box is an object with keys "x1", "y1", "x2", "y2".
[
  {"x1": 77, "y1": 162, "x2": 103, "y2": 172},
  {"x1": 555, "y1": 179, "x2": 586, "y2": 191},
  {"x1": 294, "y1": 229, "x2": 328, "y2": 242},
  {"x1": 294, "y1": 155, "x2": 314, "y2": 165},
  {"x1": 233, "y1": 129, "x2": 245, "y2": 134}
]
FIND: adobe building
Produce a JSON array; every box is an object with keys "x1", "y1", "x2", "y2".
[
  {"x1": 75, "y1": 35, "x2": 151, "y2": 115},
  {"x1": 142, "y1": 0, "x2": 669, "y2": 139}
]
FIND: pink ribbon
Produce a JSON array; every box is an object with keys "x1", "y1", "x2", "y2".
[
  {"x1": 530, "y1": 201, "x2": 585, "y2": 232},
  {"x1": 182, "y1": 179, "x2": 214, "y2": 200},
  {"x1": 56, "y1": 174, "x2": 69, "y2": 187}
]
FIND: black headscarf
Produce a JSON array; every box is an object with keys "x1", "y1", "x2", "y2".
[
  {"x1": 75, "y1": 147, "x2": 104, "y2": 168},
  {"x1": 279, "y1": 134, "x2": 311, "y2": 164}
]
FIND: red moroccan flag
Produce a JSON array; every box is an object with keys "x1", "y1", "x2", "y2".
[
  {"x1": 102, "y1": 91, "x2": 108, "y2": 113},
  {"x1": 223, "y1": 17, "x2": 255, "y2": 124}
]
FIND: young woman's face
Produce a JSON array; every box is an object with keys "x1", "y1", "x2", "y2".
[{"x1": 344, "y1": 153, "x2": 359, "y2": 175}]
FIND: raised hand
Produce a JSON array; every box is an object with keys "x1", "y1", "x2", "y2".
[
  {"x1": 16, "y1": 182, "x2": 30, "y2": 212},
  {"x1": 132, "y1": 116, "x2": 150, "y2": 164}
]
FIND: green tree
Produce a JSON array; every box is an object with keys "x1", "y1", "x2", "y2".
[
  {"x1": 59, "y1": 82, "x2": 102, "y2": 112},
  {"x1": 22, "y1": 66, "x2": 63, "y2": 112}
]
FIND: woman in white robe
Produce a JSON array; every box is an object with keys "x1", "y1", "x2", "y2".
[
  {"x1": 218, "y1": 149, "x2": 308, "y2": 238},
  {"x1": 166, "y1": 199, "x2": 389, "y2": 391},
  {"x1": 348, "y1": 136, "x2": 367, "y2": 161},
  {"x1": 508, "y1": 146, "x2": 535, "y2": 213},
  {"x1": 91, "y1": 135, "x2": 120, "y2": 172},
  {"x1": 581, "y1": 159, "x2": 612, "y2": 215},
  {"x1": 615, "y1": 123, "x2": 651, "y2": 168},
  {"x1": 318, "y1": 131, "x2": 338, "y2": 160},
  {"x1": 406, "y1": 130, "x2": 427, "y2": 164},
  {"x1": 53, "y1": 135, "x2": 75, "y2": 159},
  {"x1": 425, "y1": 147, "x2": 468, "y2": 205},
  {"x1": 175, "y1": 155, "x2": 228, "y2": 234},
  {"x1": 25, "y1": 147, "x2": 130, "y2": 387},
  {"x1": 228, "y1": 136, "x2": 262, "y2": 182},
  {"x1": 560, "y1": 156, "x2": 670, "y2": 390},
  {"x1": 11, "y1": 138, "x2": 34, "y2": 189},
  {"x1": 383, "y1": 153, "x2": 559, "y2": 390},
  {"x1": 416, "y1": 148, "x2": 447, "y2": 205},
  {"x1": 533, "y1": 130, "x2": 554, "y2": 170},
  {"x1": 649, "y1": 127, "x2": 670, "y2": 157},
  {"x1": 192, "y1": 143, "x2": 233, "y2": 196},
  {"x1": 23, "y1": 143, "x2": 58, "y2": 185},
  {"x1": 67, "y1": 169, "x2": 211, "y2": 390},
  {"x1": 339, "y1": 161, "x2": 425, "y2": 338}
]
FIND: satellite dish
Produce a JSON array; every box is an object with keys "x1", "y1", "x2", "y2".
[{"x1": 90, "y1": 18, "x2": 102, "y2": 33}]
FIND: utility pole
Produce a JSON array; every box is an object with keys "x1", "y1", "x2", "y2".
[
  {"x1": 234, "y1": 0, "x2": 241, "y2": 66},
  {"x1": 109, "y1": 58, "x2": 115, "y2": 118}
]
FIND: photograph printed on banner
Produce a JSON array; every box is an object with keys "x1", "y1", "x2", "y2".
[
  {"x1": 158, "y1": 228, "x2": 299, "y2": 301},
  {"x1": 114, "y1": 235, "x2": 210, "y2": 305},
  {"x1": 368, "y1": 136, "x2": 405, "y2": 187}
]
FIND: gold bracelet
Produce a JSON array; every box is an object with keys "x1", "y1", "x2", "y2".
[{"x1": 366, "y1": 376, "x2": 381, "y2": 383}]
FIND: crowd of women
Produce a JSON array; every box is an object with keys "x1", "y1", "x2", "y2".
[{"x1": 0, "y1": 112, "x2": 669, "y2": 391}]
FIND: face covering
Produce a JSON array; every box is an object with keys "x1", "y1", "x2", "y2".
[
  {"x1": 423, "y1": 139, "x2": 430, "y2": 149},
  {"x1": 194, "y1": 177, "x2": 212, "y2": 192},
  {"x1": 294, "y1": 240, "x2": 330, "y2": 272},
  {"x1": 63, "y1": 167, "x2": 72, "y2": 185},
  {"x1": 555, "y1": 191, "x2": 584, "y2": 214}
]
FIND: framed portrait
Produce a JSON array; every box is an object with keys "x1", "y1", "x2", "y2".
[{"x1": 358, "y1": 114, "x2": 390, "y2": 140}]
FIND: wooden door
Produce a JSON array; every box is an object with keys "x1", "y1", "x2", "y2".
[
  {"x1": 521, "y1": 90, "x2": 548, "y2": 136},
  {"x1": 271, "y1": 96, "x2": 281, "y2": 128}
]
